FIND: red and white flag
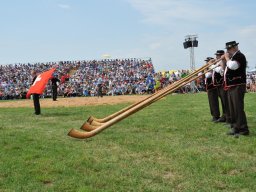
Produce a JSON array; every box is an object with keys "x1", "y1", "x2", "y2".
[{"x1": 26, "y1": 68, "x2": 56, "y2": 98}]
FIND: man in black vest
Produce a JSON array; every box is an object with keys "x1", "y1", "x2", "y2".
[
  {"x1": 222, "y1": 41, "x2": 249, "y2": 137},
  {"x1": 205, "y1": 57, "x2": 220, "y2": 122},
  {"x1": 212, "y1": 50, "x2": 230, "y2": 123},
  {"x1": 31, "y1": 70, "x2": 41, "y2": 115},
  {"x1": 51, "y1": 74, "x2": 60, "y2": 101}
]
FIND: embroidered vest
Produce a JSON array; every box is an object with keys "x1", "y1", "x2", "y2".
[
  {"x1": 205, "y1": 77, "x2": 215, "y2": 91},
  {"x1": 224, "y1": 51, "x2": 246, "y2": 87},
  {"x1": 213, "y1": 71, "x2": 223, "y2": 86}
]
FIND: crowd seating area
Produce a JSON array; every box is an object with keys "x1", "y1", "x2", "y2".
[
  {"x1": 1, "y1": 59, "x2": 255, "y2": 100},
  {"x1": 0, "y1": 59, "x2": 156, "y2": 99},
  {"x1": 61, "y1": 59, "x2": 155, "y2": 97}
]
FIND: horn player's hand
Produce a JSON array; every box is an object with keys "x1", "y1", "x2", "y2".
[{"x1": 223, "y1": 52, "x2": 230, "y2": 61}]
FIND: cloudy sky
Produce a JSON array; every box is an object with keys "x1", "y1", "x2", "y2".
[{"x1": 0, "y1": 0, "x2": 255, "y2": 71}]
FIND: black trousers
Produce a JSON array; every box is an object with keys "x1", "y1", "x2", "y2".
[
  {"x1": 52, "y1": 85, "x2": 58, "y2": 101},
  {"x1": 207, "y1": 88, "x2": 220, "y2": 119},
  {"x1": 33, "y1": 94, "x2": 41, "y2": 115},
  {"x1": 217, "y1": 86, "x2": 231, "y2": 123},
  {"x1": 227, "y1": 84, "x2": 248, "y2": 132}
]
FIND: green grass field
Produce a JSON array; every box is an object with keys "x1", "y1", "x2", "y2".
[{"x1": 1, "y1": 93, "x2": 256, "y2": 192}]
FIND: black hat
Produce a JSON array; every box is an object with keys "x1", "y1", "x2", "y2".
[
  {"x1": 215, "y1": 50, "x2": 225, "y2": 55},
  {"x1": 225, "y1": 41, "x2": 239, "y2": 49},
  {"x1": 204, "y1": 57, "x2": 214, "y2": 62}
]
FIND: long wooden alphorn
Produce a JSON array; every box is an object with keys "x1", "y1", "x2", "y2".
[
  {"x1": 79, "y1": 60, "x2": 220, "y2": 132},
  {"x1": 82, "y1": 59, "x2": 219, "y2": 129},
  {"x1": 69, "y1": 59, "x2": 220, "y2": 138}
]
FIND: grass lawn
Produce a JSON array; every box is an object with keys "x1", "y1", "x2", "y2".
[{"x1": 0, "y1": 93, "x2": 256, "y2": 191}]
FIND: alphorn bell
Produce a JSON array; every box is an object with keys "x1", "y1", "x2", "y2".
[{"x1": 68, "y1": 59, "x2": 221, "y2": 139}]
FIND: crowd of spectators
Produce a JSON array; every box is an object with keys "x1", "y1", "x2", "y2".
[
  {"x1": 1, "y1": 58, "x2": 255, "y2": 100},
  {"x1": 0, "y1": 58, "x2": 156, "y2": 100},
  {"x1": 62, "y1": 58, "x2": 155, "y2": 97}
]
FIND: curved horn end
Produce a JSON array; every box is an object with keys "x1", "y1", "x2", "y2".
[{"x1": 68, "y1": 129, "x2": 92, "y2": 139}]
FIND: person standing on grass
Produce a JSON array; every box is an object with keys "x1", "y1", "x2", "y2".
[
  {"x1": 222, "y1": 41, "x2": 249, "y2": 137},
  {"x1": 211, "y1": 50, "x2": 231, "y2": 124},
  {"x1": 31, "y1": 70, "x2": 41, "y2": 115},
  {"x1": 205, "y1": 57, "x2": 220, "y2": 122},
  {"x1": 51, "y1": 73, "x2": 60, "y2": 101}
]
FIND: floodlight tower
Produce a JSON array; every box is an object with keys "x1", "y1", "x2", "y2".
[
  {"x1": 183, "y1": 34, "x2": 199, "y2": 92},
  {"x1": 183, "y1": 34, "x2": 198, "y2": 71}
]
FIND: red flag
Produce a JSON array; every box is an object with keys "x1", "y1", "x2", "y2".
[{"x1": 26, "y1": 68, "x2": 56, "y2": 98}]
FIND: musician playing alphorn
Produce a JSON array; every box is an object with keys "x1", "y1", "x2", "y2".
[
  {"x1": 204, "y1": 57, "x2": 220, "y2": 122},
  {"x1": 211, "y1": 50, "x2": 230, "y2": 124},
  {"x1": 222, "y1": 41, "x2": 249, "y2": 137}
]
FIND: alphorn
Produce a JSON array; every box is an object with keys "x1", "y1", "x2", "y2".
[
  {"x1": 86, "y1": 61, "x2": 218, "y2": 125},
  {"x1": 71, "y1": 60, "x2": 219, "y2": 137},
  {"x1": 68, "y1": 59, "x2": 220, "y2": 139},
  {"x1": 81, "y1": 59, "x2": 220, "y2": 131}
]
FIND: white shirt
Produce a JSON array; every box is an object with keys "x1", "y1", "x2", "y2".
[
  {"x1": 205, "y1": 72, "x2": 212, "y2": 78},
  {"x1": 227, "y1": 50, "x2": 240, "y2": 70},
  {"x1": 227, "y1": 60, "x2": 239, "y2": 70},
  {"x1": 214, "y1": 60, "x2": 224, "y2": 76}
]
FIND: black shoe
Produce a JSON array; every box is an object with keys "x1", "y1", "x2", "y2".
[
  {"x1": 239, "y1": 130, "x2": 249, "y2": 136},
  {"x1": 212, "y1": 117, "x2": 219, "y2": 122},
  {"x1": 216, "y1": 117, "x2": 226, "y2": 123}
]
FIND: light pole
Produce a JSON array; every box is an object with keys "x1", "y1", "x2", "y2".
[
  {"x1": 183, "y1": 34, "x2": 198, "y2": 71},
  {"x1": 183, "y1": 34, "x2": 198, "y2": 92}
]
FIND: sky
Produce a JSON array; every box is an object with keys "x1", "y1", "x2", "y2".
[{"x1": 0, "y1": 0, "x2": 256, "y2": 72}]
